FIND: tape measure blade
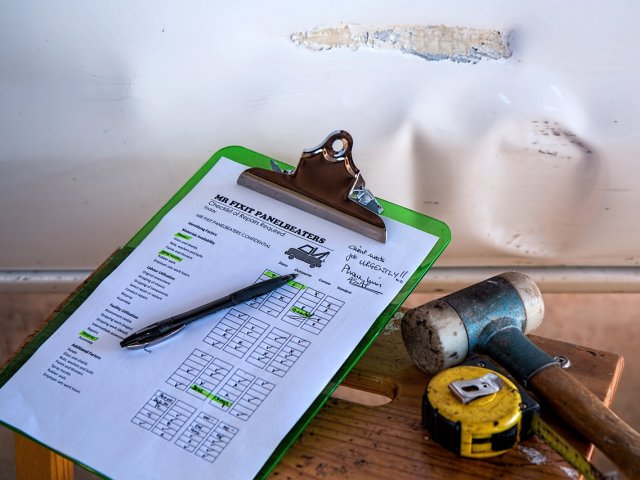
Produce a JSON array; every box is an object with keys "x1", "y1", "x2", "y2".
[{"x1": 530, "y1": 415, "x2": 616, "y2": 480}]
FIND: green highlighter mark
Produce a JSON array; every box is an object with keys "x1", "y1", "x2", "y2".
[
  {"x1": 290, "y1": 306, "x2": 312, "y2": 318},
  {"x1": 263, "y1": 269, "x2": 305, "y2": 290},
  {"x1": 288, "y1": 279, "x2": 305, "y2": 290},
  {"x1": 175, "y1": 232, "x2": 192, "y2": 240},
  {"x1": 159, "y1": 250, "x2": 183, "y2": 262},
  {"x1": 79, "y1": 330, "x2": 98, "y2": 342},
  {"x1": 190, "y1": 384, "x2": 232, "y2": 407}
]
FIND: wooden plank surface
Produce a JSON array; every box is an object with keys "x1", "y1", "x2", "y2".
[
  {"x1": 15, "y1": 433, "x2": 73, "y2": 480},
  {"x1": 270, "y1": 317, "x2": 623, "y2": 479}
]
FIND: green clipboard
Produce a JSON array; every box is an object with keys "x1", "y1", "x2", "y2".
[{"x1": 0, "y1": 134, "x2": 450, "y2": 479}]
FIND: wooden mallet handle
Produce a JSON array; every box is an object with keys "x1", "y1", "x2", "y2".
[{"x1": 529, "y1": 364, "x2": 640, "y2": 479}]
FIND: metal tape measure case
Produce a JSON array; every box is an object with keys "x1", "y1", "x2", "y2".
[{"x1": 422, "y1": 363, "x2": 539, "y2": 458}]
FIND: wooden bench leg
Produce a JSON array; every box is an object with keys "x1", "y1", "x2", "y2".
[{"x1": 15, "y1": 433, "x2": 74, "y2": 480}]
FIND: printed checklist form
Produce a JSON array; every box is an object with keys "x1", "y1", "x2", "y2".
[{"x1": 0, "y1": 156, "x2": 447, "y2": 479}]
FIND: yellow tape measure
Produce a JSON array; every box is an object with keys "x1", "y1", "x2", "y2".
[
  {"x1": 424, "y1": 365, "x2": 532, "y2": 458},
  {"x1": 422, "y1": 359, "x2": 613, "y2": 479}
]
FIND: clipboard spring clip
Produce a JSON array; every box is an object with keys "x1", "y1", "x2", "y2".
[
  {"x1": 238, "y1": 130, "x2": 387, "y2": 242},
  {"x1": 271, "y1": 132, "x2": 383, "y2": 216}
]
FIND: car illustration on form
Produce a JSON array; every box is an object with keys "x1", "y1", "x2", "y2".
[{"x1": 285, "y1": 244, "x2": 329, "y2": 268}]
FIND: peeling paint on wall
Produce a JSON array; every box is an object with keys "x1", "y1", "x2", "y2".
[{"x1": 291, "y1": 24, "x2": 511, "y2": 63}]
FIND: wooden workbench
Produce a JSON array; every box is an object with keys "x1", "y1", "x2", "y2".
[
  {"x1": 13, "y1": 313, "x2": 622, "y2": 479},
  {"x1": 269, "y1": 315, "x2": 622, "y2": 479}
]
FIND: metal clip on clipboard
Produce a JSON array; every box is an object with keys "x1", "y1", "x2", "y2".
[{"x1": 237, "y1": 130, "x2": 387, "y2": 242}]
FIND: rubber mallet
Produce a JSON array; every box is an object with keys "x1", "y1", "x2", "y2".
[{"x1": 401, "y1": 272, "x2": 640, "y2": 478}]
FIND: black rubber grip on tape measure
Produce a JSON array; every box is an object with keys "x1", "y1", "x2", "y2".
[
  {"x1": 490, "y1": 424, "x2": 519, "y2": 451},
  {"x1": 422, "y1": 394, "x2": 462, "y2": 455}
]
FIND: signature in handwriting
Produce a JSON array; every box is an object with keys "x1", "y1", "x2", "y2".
[{"x1": 346, "y1": 275, "x2": 382, "y2": 295}]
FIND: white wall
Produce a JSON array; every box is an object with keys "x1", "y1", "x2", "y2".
[{"x1": 1, "y1": 1, "x2": 639, "y2": 275}]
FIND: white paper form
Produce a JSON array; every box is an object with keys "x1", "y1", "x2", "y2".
[{"x1": 0, "y1": 158, "x2": 438, "y2": 479}]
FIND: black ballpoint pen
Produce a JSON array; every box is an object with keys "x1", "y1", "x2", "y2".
[{"x1": 120, "y1": 273, "x2": 297, "y2": 349}]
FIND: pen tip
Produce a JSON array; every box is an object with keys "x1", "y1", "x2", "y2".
[{"x1": 120, "y1": 339, "x2": 142, "y2": 349}]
